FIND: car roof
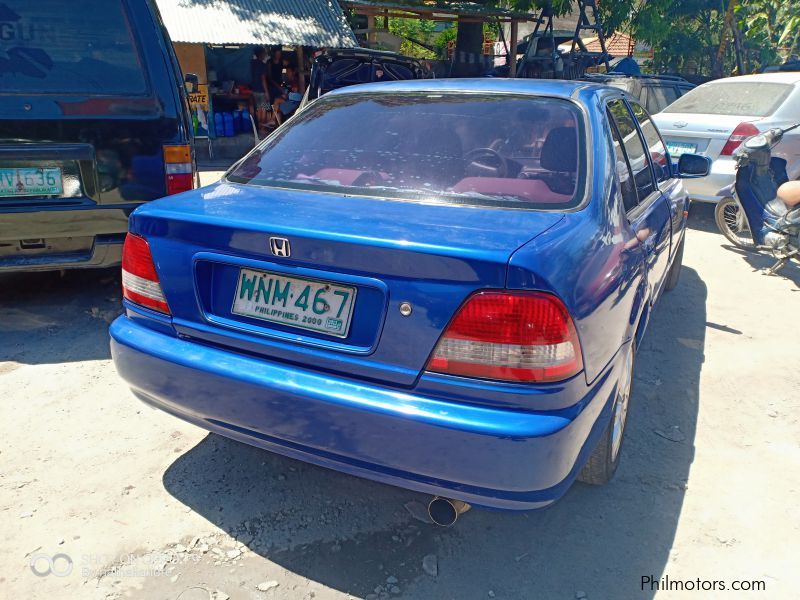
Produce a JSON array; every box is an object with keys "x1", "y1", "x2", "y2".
[
  {"x1": 704, "y1": 72, "x2": 800, "y2": 85},
  {"x1": 326, "y1": 77, "x2": 602, "y2": 99}
]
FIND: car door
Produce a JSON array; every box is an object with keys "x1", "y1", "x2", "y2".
[
  {"x1": 607, "y1": 99, "x2": 673, "y2": 303},
  {"x1": 629, "y1": 100, "x2": 688, "y2": 256}
]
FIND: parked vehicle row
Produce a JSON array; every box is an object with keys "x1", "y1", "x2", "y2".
[{"x1": 6, "y1": 2, "x2": 770, "y2": 519}]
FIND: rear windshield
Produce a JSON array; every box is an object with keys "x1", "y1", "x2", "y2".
[
  {"x1": 663, "y1": 81, "x2": 793, "y2": 117},
  {"x1": 228, "y1": 93, "x2": 585, "y2": 210},
  {"x1": 0, "y1": 0, "x2": 147, "y2": 95}
]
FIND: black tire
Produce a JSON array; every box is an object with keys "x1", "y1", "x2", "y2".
[
  {"x1": 578, "y1": 347, "x2": 634, "y2": 485},
  {"x1": 664, "y1": 237, "x2": 684, "y2": 292},
  {"x1": 714, "y1": 197, "x2": 755, "y2": 249}
]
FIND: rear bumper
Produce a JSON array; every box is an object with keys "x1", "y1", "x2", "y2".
[
  {"x1": 682, "y1": 157, "x2": 736, "y2": 203},
  {"x1": 0, "y1": 204, "x2": 133, "y2": 271},
  {"x1": 110, "y1": 316, "x2": 622, "y2": 510}
]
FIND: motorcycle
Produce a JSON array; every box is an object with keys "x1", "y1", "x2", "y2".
[{"x1": 714, "y1": 124, "x2": 800, "y2": 275}]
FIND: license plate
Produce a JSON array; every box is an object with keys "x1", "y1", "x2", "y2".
[
  {"x1": 666, "y1": 142, "x2": 697, "y2": 157},
  {"x1": 0, "y1": 167, "x2": 63, "y2": 197},
  {"x1": 232, "y1": 268, "x2": 357, "y2": 338}
]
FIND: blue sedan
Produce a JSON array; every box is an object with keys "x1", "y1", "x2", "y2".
[{"x1": 110, "y1": 79, "x2": 708, "y2": 519}]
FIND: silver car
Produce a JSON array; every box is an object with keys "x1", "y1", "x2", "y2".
[{"x1": 653, "y1": 72, "x2": 800, "y2": 203}]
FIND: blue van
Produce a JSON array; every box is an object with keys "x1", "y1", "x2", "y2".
[{"x1": 0, "y1": 0, "x2": 194, "y2": 272}]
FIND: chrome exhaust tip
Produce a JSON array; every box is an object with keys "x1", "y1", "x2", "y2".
[{"x1": 427, "y1": 496, "x2": 471, "y2": 527}]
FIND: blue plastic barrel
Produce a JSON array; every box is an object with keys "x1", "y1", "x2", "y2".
[{"x1": 223, "y1": 112, "x2": 235, "y2": 137}]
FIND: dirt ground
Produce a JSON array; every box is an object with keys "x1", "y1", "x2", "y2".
[{"x1": 1, "y1": 202, "x2": 799, "y2": 600}]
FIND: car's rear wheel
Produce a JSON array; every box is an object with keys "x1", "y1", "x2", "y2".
[
  {"x1": 715, "y1": 197, "x2": 755, "y2": 249},
  {"x1": 578, "y1": 346, "x2": 634, "y2": 485}
]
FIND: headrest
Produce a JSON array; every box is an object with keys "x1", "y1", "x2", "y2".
[{"x1": 540, "y1": 127, "x2": 577, "y2": 173}]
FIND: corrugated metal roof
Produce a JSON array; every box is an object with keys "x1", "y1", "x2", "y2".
[{"x1": 155, "y1": 0, "x2": 357, "y2": 47}]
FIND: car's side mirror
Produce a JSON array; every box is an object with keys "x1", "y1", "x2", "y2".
[
  {"x1": 677, "y1": 153, "x2": 711, "y2": 178},
  {"x1": 184, "y1": 73, "x2": 199, "y2": 94}
]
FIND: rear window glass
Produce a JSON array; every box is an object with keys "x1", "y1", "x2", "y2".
[
  {"x1": 663, "y1": 81, "x2": 792, "y2": 117},
  {"x1": 228, "y1": 93, "x2": 585, "y2": 210},
  {"x1": 0, "y1": 0, "x2": 147, "y2": 95}
]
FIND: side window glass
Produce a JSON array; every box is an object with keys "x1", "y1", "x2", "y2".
[
  {"x1": 608, "y1": 100, "x2": 655, "y2": 202},
  {"x1": 647, "y1": 86, "x2": 679, "y2": 113},
  {"x1": 630, "y1": 101, "x2": 671, "y2": 183},
  {"x1": 607, "y1": 109, "x2": 638, "y2": 212},
  {"x1": 640, "y1": 87, "x2": 650, "y2": 112}
]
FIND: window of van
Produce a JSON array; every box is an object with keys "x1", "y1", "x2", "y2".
[{"x1": 0, "y1": 0, "x2": 147, "y2": 95}]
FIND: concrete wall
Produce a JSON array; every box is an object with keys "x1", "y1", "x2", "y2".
[{"x1": 174, "y1": 42, "x2": 208, "y2": 83}]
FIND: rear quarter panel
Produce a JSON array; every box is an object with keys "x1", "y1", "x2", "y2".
[{"x1": 508, "y1": 92, "x2": 647, "y2": 384}]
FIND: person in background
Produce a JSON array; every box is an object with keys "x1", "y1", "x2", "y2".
[
  {"x1": 250, "y1": 46, "x2": 272, "y2": 131},
  {"x1": 266, "y1": 46, "x2": 286, "y2": 123},
  {"x1": 278, "y1": 64, "x2": 302, "y2": 120}
]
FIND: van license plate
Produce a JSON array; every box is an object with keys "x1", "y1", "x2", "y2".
[
  {"x1": 232, "y1": 268, "x2": 356, "y2": 338},
  {"x1": 0, "y1": 167, "x2": 63, "y2": 197}
]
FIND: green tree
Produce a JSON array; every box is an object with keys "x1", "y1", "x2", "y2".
[
  {"x1": 388, "y1": 17, "x2": 437, "y2": 58},
  {"x1": 739, "y1": 0, "x2": 800, "y2": 68}
]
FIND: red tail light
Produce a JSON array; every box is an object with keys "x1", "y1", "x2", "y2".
[
  {"x1": 426, "y1": 291, "x2": 583, "y2": 383},
  {"x1": 164, "y1": 144, "x2": 194, "y2": 195},
  {"x1": 121, "y1": 233, "x2": 171, "y2": 315},
  {"x1": 720, "y1": 122, "x2": 759, "y2": 156}
]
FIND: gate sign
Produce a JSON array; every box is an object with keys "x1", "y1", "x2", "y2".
[{"x1": 188, "y1": 84, "x2": 209, "y2": 111}]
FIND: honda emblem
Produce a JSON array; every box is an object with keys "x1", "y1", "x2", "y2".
[{"x1": 269, "y1": 237, "x2": 291, "y2": 257}]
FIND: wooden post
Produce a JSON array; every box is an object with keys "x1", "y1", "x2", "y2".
[
  {"x1": 367, "y1": 14, "x2": 377, "y2": 46},
  {"x1": 509, "y1": 20, "x2": 518, "y2": 78},
  {"x1": 296, "y1": 45, "x2": 306, "y2": 93}
]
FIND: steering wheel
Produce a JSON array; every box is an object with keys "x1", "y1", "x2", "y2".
[{"x1": 464, "y1": 148, "x2": 507, "y2": 178}]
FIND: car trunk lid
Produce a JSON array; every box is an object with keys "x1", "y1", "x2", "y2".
[
  {"x1": 133, "y1": 182, "x2": 564, "y2": 386},
  {"x1": 654, "y1": 113, "x2": 763, "y2": 160}
]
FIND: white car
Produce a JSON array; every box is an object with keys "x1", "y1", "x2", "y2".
[{"x1": 653, "y1": 72, "x2": 800, "y2": 203}]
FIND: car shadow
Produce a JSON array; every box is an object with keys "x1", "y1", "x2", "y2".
[
  {"x1": 162, "y1": 267, "x2": 707, "y2": 599},
  {"x1": 0, "y1": 269, "x2": 120, "y2": 364}
]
